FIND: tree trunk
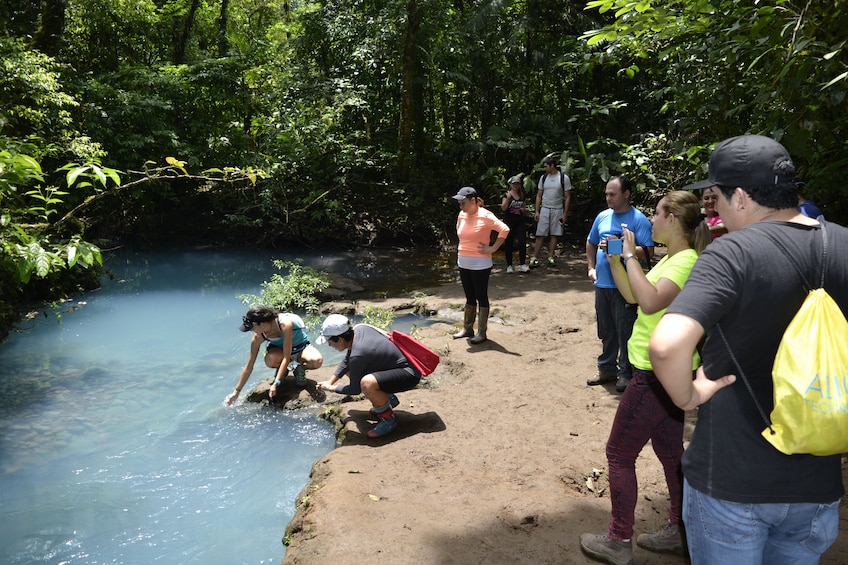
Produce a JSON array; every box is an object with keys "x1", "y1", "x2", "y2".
[
  {"x1": 396, "y1": 0, "x2": 420, "y2": 183},
  {"x1": 217, "y1": 0, "x2": 229, "y2": 57},
  {"x1": 31, "y1": 0, "x2": 66, "y2": 56},
  {"x1": 173, "y1": 0, "x2": 201, "y2": 64}
]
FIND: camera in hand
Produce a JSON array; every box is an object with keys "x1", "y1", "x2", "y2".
[{"x1": 607, "y1": 238, "x2": 623, "y2": 255}]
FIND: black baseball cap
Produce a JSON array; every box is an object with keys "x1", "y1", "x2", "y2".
[{"x1": 684, "y1": 135, "x2": 795, "y2": 191}]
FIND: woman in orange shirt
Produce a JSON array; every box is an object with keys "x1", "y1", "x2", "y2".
[{"x1": 451, "y1": 187, "x2": 510, "y2": 344}]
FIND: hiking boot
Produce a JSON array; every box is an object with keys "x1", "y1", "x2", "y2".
[
  {"x1": 587, "y1": 372, "x2": 617, "y2": 386},
  {"x1": 547, "y1": 256, "x2": 556, "y2": 266},
  {"x1": 506, "y1": 265, "x2": 514, "y2": 274},
  {"x1": 369, "y1": 393, "x2": 400, "y2": 416},
  {"x1": 636, "y1": 522, "x2": 686, "y2": 555},
  {"x1": 615, "y1": 376, "x2": 631, "y2": 393},
  {"x1": 518, "y1": 264, "x2": 530, "y2": 273},
  {"x1": 529, "y1": 257, "x2": 540, "y2": 268},
  {"x1": 579, "y1": 533, "x2": 633, "y2": 565},
  {"x1": 366, "y1": 415, "x2": 397, "y2": 438}
]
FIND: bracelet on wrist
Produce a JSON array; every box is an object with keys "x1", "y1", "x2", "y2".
[{"x1": 273, "y1": 379, "x2": 282, "y2": 386}]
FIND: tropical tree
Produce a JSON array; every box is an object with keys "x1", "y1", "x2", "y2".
[{"x1": 582, "y1": 0, "x2": 848, "y2": 215}]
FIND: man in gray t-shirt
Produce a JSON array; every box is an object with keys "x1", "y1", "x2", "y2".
[{"x1": 530, "y1": 156, "x2": 572, "y2": 267}]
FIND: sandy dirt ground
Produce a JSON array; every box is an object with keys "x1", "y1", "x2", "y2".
[{"x1": 279, "y1": 247, "x2": 848, "y2": 565}]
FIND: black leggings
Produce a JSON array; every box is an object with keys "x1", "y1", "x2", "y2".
[
  {"x1": 503, "y1": 216, "x2": 527, "y2": 266},
  {"x1": 459, "y1": 267, "x2": 492, "y2": 308}
]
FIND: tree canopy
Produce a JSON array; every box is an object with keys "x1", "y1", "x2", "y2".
[{"x1": 2, "y1": 0, "x2": 846, "y2": 336}]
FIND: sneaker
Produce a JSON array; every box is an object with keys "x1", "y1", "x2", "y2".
[
  {"x1": 506, "y1": 265, "x2": 514, "y2": 274},
  {"x1": 587, "y1": 372, "x2": 617, "y2": 386},
  {"x1": 615, "y1": 376, "x2": 631, "y2": 393},
  {"x1": 529, "y1": 258, "x2": 540, "y2": 268},
  {"x1": 579, "y1": 533, "x2": 633, "y2": 565},
  {"x1": 636, "y1": 522, "x2": 686, "y2": 555},
  {"x1": 369, "y1": 393, "x2": 400, "y2": 416},
  {"x1": 291, "y1": 362, "x2": 307, "y2": 386},
  {"x1": 547, "y1": 256, "x2": 556, "y2": 266},
  {"x1": 366, "y1": 416, "x2": 397, "y2": 438},
  {"x1": 518, "y1": 264, "x2": 530, "y2": 273}
]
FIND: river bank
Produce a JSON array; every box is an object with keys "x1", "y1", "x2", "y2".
[{"x1": 280, "y1": 250, "x2": 848, "y2": 565}]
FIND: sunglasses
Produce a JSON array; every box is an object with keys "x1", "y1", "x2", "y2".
[{"x1": 328, "y1": 335, "x2": 341, "y2": 343}]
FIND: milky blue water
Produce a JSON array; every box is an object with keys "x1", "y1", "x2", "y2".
[{"x1": 0, "y1": 248, "x2": 448, "y2": 565}]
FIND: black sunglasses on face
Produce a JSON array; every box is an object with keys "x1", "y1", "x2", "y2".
[{"x1": 329, "y1": 335, "x2": 341, "y2": 343}]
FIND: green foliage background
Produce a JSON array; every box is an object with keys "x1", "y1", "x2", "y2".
[{"x1": 1, "y1": 0, "x2": 846, "y2": 338}]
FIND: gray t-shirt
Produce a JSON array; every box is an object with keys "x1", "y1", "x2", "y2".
[
  {"x1": 334, "y1": 325, "x2": 410, "y2": 395},
  {"x1": 537, "y1": 171, "x2": 572, "y2": 209}
]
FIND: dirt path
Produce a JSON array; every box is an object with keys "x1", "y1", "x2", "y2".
[{"x1": 280, "y1": 250, "x2": 848, "y2": 565}]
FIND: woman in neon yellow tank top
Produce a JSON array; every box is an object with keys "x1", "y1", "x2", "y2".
[{"x1": 580, "y1": 191, "x2": 710, "y2": 565}]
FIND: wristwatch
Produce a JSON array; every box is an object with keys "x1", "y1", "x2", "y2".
[{"x1": 622, "y1": 253, "x2": 637, "y2": 265}]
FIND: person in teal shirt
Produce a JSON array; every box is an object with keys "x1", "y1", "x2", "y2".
[
  {"x1": 581, "y1": 190, "x2": 710, "y2": 565},
  {"x1": 226, "y1": 306, "x2": 323, "y2": 405}
]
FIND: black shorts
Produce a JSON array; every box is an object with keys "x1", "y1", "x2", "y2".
[{"x1": 373, "y1": 366, "x2": 421, "y2": 394}]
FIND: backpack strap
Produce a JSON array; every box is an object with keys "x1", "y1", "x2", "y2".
[
  {"x1": 749, "y1": 221, "x2": 828, "y2": 291},
  {"x1": 716, "y1": 221, "x2": 828, "y2": 436},
  {"x1": 355, "y1": 322, "x2": 389, "y2": 337},
  {"x1": 539, "y1": 172, "x2": 567, "y2": 193},
  {"x1": 715, "y1": 322, "x2": 775, "y2": 434}
]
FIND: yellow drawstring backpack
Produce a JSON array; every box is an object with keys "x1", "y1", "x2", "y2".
[{"x1": 717, "y1": 221, "x2": 848, "y2": 456}]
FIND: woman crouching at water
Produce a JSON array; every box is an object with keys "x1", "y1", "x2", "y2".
[
  {"x1": 225, "y1": 306, "x2": 323, "y2": 405},
  {"x1": 316, "y1": 314, "x2": 421, "y2": 438}
]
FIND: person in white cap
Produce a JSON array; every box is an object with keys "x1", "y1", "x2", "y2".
[
  {"x1": 650, "y1": 134, "x2": 848, "y2": 564},
  {"x1": 451, "y1": 186, "x2": 510, "y2": 344},
  {"x1": 225, "y1": 305, "x2": 323, "y2": 406},
  {"x1": 315, "y1": 314, "x2": 421, "y2": 438}
]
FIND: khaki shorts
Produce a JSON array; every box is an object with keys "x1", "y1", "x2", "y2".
[{"x1": 536, "y1": 206, "x2": 563, "y2": 237}]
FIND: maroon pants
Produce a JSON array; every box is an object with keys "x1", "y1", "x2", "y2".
[{"x1": 605, "y1": 368, "x2": 684, "y2": 540}]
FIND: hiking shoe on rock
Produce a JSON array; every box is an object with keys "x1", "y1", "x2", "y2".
[
  {"x1": 547, "y1": 256, "x2": 556, "y2": 266},
  {"x1": 529, "y1": 258, "x2": 540, "y2": 268},
  {"x1": 367, "y1": 417, "x2": 397, "y2": 438},
  {"x1": 369, "y1": 393, "x2": 400, "y2": 416},
  {"x1": 518, "y1": 264, "x2": 530, "y2": 273},
  {"x1": 506, "y1": 265, "x2": 514, "y2": 274},
  {"x1": 293, "y1": 363, "x2": 307, "y2": 386},
  {"x1": 587, "y1": 373, "x2": 617, "y2": 386},
  {"x1": 636, "y1": 522, "x2": 686, "y2": 555},
  {"x1": 615, "y1": 376, "x2": 631, "y2": 393},
  {"x1": 579, "y1": 533, "x2": 633, "y2": 565}
]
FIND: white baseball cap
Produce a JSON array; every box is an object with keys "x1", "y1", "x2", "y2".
[{"x1": 316, "y1": 314, "x2": 351, "y2": 344}]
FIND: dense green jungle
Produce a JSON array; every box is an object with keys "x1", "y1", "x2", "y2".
[{"x1": 1, "y1": 0, "x2": 846, "y2": 340}]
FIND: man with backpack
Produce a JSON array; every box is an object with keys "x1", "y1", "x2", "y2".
[
  {"x1": 649, "y1": 134, "x2": 848, "y2": 564},
  {"x1": 530, "y1": 156, "x2": 571, "y2": 267}
]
